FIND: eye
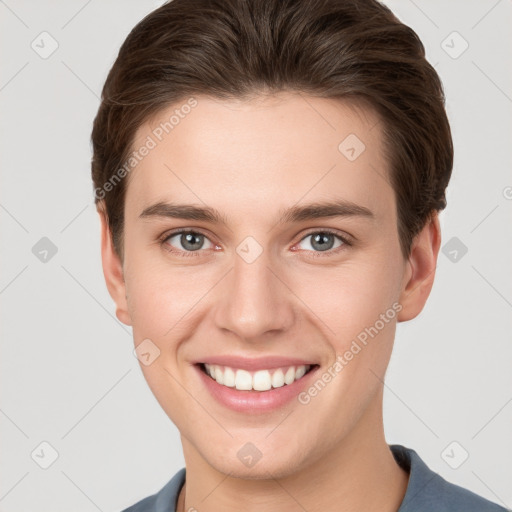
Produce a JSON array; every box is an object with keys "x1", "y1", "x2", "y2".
[
  {"x1": 294, "y1": 229, "x2": 351, "y2": 255},
  {"x1": 159, "y1": 228, "x2": 352, "y2": 258},
  {"x1": 161, "y1": 229, "x2": 216, "y2": 256}
]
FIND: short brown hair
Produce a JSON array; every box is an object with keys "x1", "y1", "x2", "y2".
[{"x1": 91, "y1": 0, "x2": 453, "y2": 262}]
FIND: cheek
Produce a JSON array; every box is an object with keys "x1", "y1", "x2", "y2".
[
  {"x1": 125, "y1": 255, "x2": 210, "y2": 336},
  {"x1": 293, "y1": 258, "x2": 401, "y2": 341},
  {"x1": 124, "y1": 263, "x2": 202, "y2": 427}
]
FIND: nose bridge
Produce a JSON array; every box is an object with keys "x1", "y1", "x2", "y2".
[{"x1": 214, "y1": 240, "x2": 294, "y2": 339}]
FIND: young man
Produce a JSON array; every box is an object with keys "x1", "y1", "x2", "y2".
[{"x1": 91, "y1": 1, "x2": 507, "y2": 511}]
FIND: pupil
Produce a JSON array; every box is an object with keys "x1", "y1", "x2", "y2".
[
  {"x1": 312, "y1": 233, "x2": 334, "y2": 251},
  {"x1": 183, "y1": 232, "x2": 203, "y2": 251}
]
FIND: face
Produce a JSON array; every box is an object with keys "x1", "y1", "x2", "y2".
[{"x1": 101, "y1": 92, "x2": 438, "y2": 479}]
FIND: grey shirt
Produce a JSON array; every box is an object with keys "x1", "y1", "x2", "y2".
[{"x1": 122, "y1": 444, "x2": 508, "y2": 511}]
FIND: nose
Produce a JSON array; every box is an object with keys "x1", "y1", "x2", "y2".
[{"x1": 213, "y1": 246, "x2": 296, "y2": 341}]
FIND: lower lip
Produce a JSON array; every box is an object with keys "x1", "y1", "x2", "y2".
[{"x1": 194, "y1": 364, "x2": 320, "y2": 414}]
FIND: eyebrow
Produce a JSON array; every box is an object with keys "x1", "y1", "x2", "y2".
[{"x1": 139, "y1": 199, "x2": 375, "y2": 225}]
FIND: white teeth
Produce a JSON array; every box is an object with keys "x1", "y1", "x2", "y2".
[
  {"x1": 284, "y1": 366, "x2": 296, "y2": 385},
  {"x1": 295, "y1": 365, "x2": 306, "y2": 380},
  {"x1": 223, "y1": 367, "x2": 236, "y2": 387},
  {"x1": 253, "y1": 370, "x2": 272, "y2": 391},
  {"x1": 235, "y1": 369, "x2": 253, "y2": 390},
  {"x1": 203, "y1": 363, "x2": 312, "y2": 391},
  {"x1": 271, "y1": 369, "x2": 285, "y2": 388},
  {"x1": 214, "y1": 366, "x2": 224, "y2": 385}
]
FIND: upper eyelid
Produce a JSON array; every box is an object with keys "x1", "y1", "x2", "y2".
[{"x1": 163, "y1": 228, "x2": 215, "y2": 244}]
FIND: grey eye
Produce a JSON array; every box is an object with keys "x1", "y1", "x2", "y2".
[
  {"x1": 298, "y1": 232, "x2": 344, "y2": 252},
  {"x1": 166, "y1": 231, "x2": 214, "y2": 252}
]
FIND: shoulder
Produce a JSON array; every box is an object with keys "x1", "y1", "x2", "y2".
[
  {"x1": 120, "y1": 468, "x2": 186, "y2": 512},
  {"x1": 431, "y1": 474, "x2": 509, "y2": 512},
  {"x1": 390, "y1": 444, "x2": 509, "y2": 512}
]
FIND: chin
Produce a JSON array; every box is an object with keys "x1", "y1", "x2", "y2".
[
  {"x1": 204, "y1": 445, "x2": 310, "y2": 481},
  {"x1": 216, "y1": 461, "x2": 298, "y2": 481}
]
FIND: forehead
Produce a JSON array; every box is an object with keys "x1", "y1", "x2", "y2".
[{"x1": 125, "y1": 92, "x2": 395, "y2": 228}]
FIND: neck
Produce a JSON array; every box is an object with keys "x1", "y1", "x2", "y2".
[{"x1": 178, "y1": 389, "x2": 409, "y2": 512}]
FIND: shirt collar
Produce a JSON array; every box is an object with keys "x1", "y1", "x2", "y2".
[{"x1": 154, "y1": 444, "x2": 446, "y2": 512}]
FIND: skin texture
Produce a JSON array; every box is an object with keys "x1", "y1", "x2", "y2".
[{"x1": 98, "y1": 92, "x2": 441, "y2": 512}]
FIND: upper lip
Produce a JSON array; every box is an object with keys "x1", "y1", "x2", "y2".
[{"x1": 195, "y1": 355, "x2": 318, "y2": 372}]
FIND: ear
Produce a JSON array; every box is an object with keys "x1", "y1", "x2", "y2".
[
  {"x1": 397, "y1": 211, "x2": 442, "y2": 322},
  {"x1": 97, "y1": 204, "x2": 132, "y2": 326}
]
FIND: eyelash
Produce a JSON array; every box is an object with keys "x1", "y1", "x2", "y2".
[{"x1": 158, "y1": 228, "x2": 353, "y2": 258}]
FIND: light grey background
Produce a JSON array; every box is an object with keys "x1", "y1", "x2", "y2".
[{"x1": 1, "y1": 1, "x2": 511, "y2": 511}]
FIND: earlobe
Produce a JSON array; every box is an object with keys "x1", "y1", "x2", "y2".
[
  {"x1": 397, "y1": 211, "x2": 442, "y2": 323},
  {"x1": 97, "y1": 205, "x2": 132, "y2": 326}
]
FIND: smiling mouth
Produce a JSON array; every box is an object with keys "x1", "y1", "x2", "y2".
[{"x1": 197, "y1": 362, "x2": 319, "y2": 392}]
